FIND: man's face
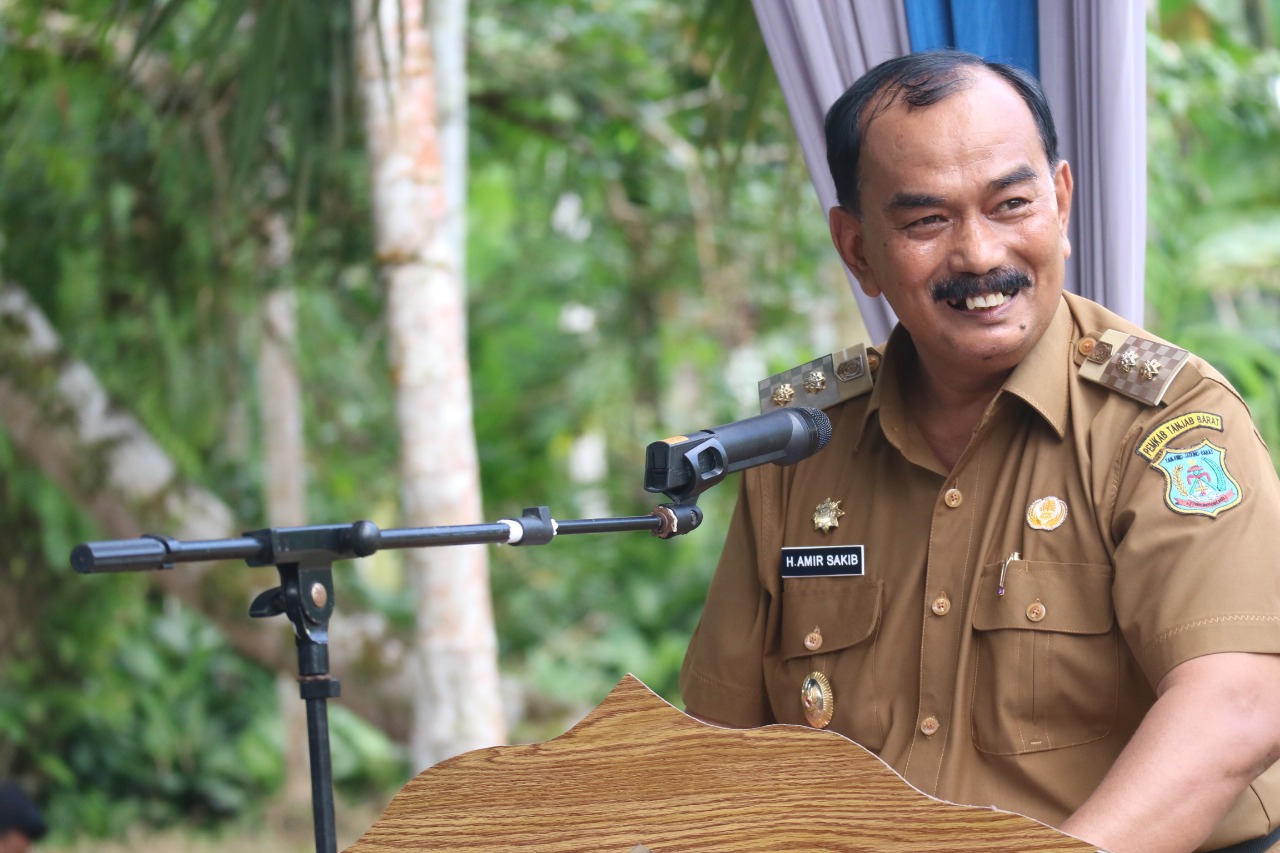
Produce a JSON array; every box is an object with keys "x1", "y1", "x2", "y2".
[
  {"x1": 0, "y1": 830, "x2": 32, "y2": 853},
  {"x1": 830, "y1": 70, "x2": 1073, "y2": 380}
]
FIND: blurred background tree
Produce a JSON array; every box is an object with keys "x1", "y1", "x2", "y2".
[
  {"x1": 1147, "y1": 0, "x2": 1280, "y2": 460},
  {"x1": 0, "y1": 0, "x2": 1277, "y2": 849}
]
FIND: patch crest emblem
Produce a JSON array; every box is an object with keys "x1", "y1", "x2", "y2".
[{"x1": 1154, "y1": 439, "x2": 1242, "y2": 517}]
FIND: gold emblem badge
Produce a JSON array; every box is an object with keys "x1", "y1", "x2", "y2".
[
  {"x1": 1140, "y1": 358, "x2": 1161, "y2": 381},
  {"x1": 1118, "y1": 349, "x2": 1139, "y2": 372},
  {"x1": 771, "y1": 383, "x2": 795, "y2": 407},
  {"x1": 801, "y1": 672, "x2": 834, "y2": 729},
  {"x1": 813, "y1": 498, "x2": 845, "y2": 533},
  {"x1": 835, "y1": 356, "x2": 864, "y2": 382},
  {"x1": 1087, "y1": 341, "x2": 1113, "y2": 364},
  {"x1": 1026, "y1": 496, "x2": 1068, "y2": 531}
]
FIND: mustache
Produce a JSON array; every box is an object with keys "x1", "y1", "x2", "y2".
[{"x1": 931, "y1": 268, "x2": 1032, "y2": 303}]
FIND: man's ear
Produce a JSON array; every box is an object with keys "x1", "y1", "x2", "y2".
[
  {"x1": 1053, "y1": 159, "x2": 1074, "y2": 261},
  {"x1": 828, "y1": 206, "x2": 881, "y2": 298}
]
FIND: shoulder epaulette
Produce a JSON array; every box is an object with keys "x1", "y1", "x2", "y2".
[
  {"x1": 758, "y1": 343, "x2": 879, "y2": 414},
  {"x1": 1076, "y1": 328, "x2": 1190, "y2": 407}
]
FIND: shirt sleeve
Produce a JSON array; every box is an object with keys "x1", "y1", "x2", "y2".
[
  {"x1": 1109, "y1": 364, "x2": 1280, "y2": 687},
  {"x1": 679, "y1": 472, "x2": 778, "y2": 727}
]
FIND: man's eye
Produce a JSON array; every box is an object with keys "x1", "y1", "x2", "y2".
[
  {"x1": 999, "y1": 198, "x2": 1031, "y2": 212},
  {"x1": 909, "y1": 214, "x2": 946, "y2": 228}
]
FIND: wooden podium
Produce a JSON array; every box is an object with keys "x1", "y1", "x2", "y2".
[{"x1": 346, "y1": 675, "x2": 1092, "y2": 852}]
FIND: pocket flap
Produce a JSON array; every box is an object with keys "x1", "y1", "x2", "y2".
[
  {"x1": 780, "y1": 577, "x2": 882, "y2": 660},
  {"x1": 973, "y1": 560, "x2": 1114, "y2": 634}
]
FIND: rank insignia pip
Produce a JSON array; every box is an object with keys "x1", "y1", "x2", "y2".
[
  {"x1": 759, "y1": 343, "x2": 877, "y2": 413},
  {"x1": 813, "y1": 498, "x2": 845, "y2": 533},
  {"x1": 1153, "y1": 439, "x2": 1242, "y2": 517},
  {"x1": 801, "y1": 671, "x2": 834, "y2": 729},
  {"x1": 1077, "y1": 330, "x2": 1190, "y2": 406}
]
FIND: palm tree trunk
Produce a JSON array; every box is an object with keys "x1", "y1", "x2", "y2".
[
  {"x1": 353, "y1": 0, "x2": 505, "y2": 769},
  {"x1": 0, "y1": 282, "x2": 418, "y2": 742},
  {"x1": 259, "y1": 205, "x2": 315, "y2": 829}
]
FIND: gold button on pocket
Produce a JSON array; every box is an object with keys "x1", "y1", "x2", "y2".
[
  {"x1": 943, "y1": 488, "x2": 963, "y2": 508},
  {"x1": 803, "y1": 628, "x2": 823, "y2": 651},
  {"x1": 1025, "y1": 600, "x2": 1047, "y2": 623}
]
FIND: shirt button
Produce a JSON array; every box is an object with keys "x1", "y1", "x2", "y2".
[
  {"x1": 920, "y1": 716, "x2": 940, "y2": 736},
  {"x1": 1026, "y1": 600, "x2": 1047, "y2": 622},
  {"x1": 930, "y1": 594, "x2": 951, "y2": 616},
  {"x1": 943, "y1": 488, "x2": 963, "y2": 508},
  {"x1": 803, "y1": 628, "x2": 823, "y2": 651}
]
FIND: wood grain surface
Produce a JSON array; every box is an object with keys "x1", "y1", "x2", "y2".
[{"x1": 346, "y1": 675, "x2": 1093, "y2": 852}]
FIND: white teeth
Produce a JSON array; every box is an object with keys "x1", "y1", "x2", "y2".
[{"x1": 963, "y1": 292, "x2": 1008, "y2": 310}]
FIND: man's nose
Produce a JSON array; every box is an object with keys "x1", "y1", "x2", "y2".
[{"x1": 948, "y1": 215, "x2": 1006, "y2": 275}]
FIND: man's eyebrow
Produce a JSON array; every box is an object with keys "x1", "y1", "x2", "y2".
[
  {"x1": 991, "y1": 165, "x2": 1039, "y2": 190},
  {"x1": 885, "y1": 165, "x2": 1041, "y2": 212},
  {"x1": 886, "y1": 191, "x2": 945, "y2": 211}
]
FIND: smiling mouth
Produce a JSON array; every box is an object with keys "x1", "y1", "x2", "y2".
[
  {"x1": 949, "y1": 291, "x2": 1015, "y2": 311},
  {"x1": 933, "y1": 267, "x2": 1032, "y2": 312}
]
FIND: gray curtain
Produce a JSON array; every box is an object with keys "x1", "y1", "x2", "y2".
[
  {"x1": 751, "y1": 0, "x2": 1147, "y2": 344},
  {"x1": 1039, "y1": 0, "x2": 1147, "y2": 326}
]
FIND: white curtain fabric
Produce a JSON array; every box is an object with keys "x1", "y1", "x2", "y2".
[
  {"x1": 1039, "y1": 0, "x2": 1147, "y2": 326},
  {"x1": 750, "y1": 0, "x2": 910, "y2": 341},
  {"x1": 751, "y1": 0, "x2": 1147, "y2": 343}
]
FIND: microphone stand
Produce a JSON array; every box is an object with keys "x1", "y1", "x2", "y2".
[{"x1": 69, "y1": 501, "x2": 705, "y2": 853}]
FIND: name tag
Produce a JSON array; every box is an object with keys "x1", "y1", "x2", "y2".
[{"x1": 780, "y1": 546, "x2": 865, "y2": 577}]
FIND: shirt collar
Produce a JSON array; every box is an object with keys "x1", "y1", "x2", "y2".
[
  {"x1": 853, "y1": 295, "x2": 1074, "y2": 450},
  {"x1": 1002, "y1": 295, "x2": 1072, "y2": 439}
]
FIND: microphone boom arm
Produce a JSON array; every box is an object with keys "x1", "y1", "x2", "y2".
[
  {"x1": 68, "y1": 502, "x2": 705, "y2": 853},
  {"x1": 70, "y1": 502, "x2": 706, "y2": 576},
  {"x1": 70, "y1": 413, "x2": 831, "y2": 852}
]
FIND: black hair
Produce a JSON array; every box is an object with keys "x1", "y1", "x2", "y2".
[
  {"x1": 824, "y1": 49, "x2": 1059, "y2": 212},
  {"x1": 0, "y1": 781, "x2": 46, "y2": 840}
]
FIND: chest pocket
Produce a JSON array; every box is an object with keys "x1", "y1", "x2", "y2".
[
  {"x1": 969, "y1": 560, "x2": 1117, "y2": 755},
  {"x1": 768, "y1": 577, "x2": 885, "y2": 749}
]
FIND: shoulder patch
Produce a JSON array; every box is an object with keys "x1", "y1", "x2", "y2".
[
  {"x1": 759, "y1": 343, "x2": 878, "y2": 414},
  {"x1": 1077, "y1": 329, "x2": 1190, "y2": 407},
  {"x1": 1151, "y1": 439, "x2": 1242, "y2": 517},
  {"x1": 1137, "y1": 411, "x2": 1224, "y2": 461}
]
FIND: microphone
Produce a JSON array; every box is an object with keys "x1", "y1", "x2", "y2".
[{"x1": 644, "y1": 407, "x2": 833, "y2": 502}]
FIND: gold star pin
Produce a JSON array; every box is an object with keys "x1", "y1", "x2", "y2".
[{"x1": 813, "y1": 498, "x2": 845, "y2": 533}]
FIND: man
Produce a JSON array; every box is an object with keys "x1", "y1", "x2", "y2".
[
  {"x1": 0, "y1": 782, "x2": 46, "y2": 853},
  {"x1": 680, "y1": 50, "x2": 1280, "y2": 853}
]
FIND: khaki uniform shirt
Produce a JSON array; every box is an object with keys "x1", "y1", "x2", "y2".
[{"x1": 680, "y1": 293, "x2": 1280, "y2": 849}]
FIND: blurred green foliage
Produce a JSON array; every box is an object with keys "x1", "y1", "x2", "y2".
[
  {"x1": 1147, "y1": 0, "x2": 1280, "y2": 458},
  {"x1": 0, "y1": 0, "x2": 1277, "y2": 844},
  {"x1": 0, "y1": 0, "x2": 831, "y2": 839},
  {"x1": 0, "y1": 441, "x2": 277, "y2": 837}
]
